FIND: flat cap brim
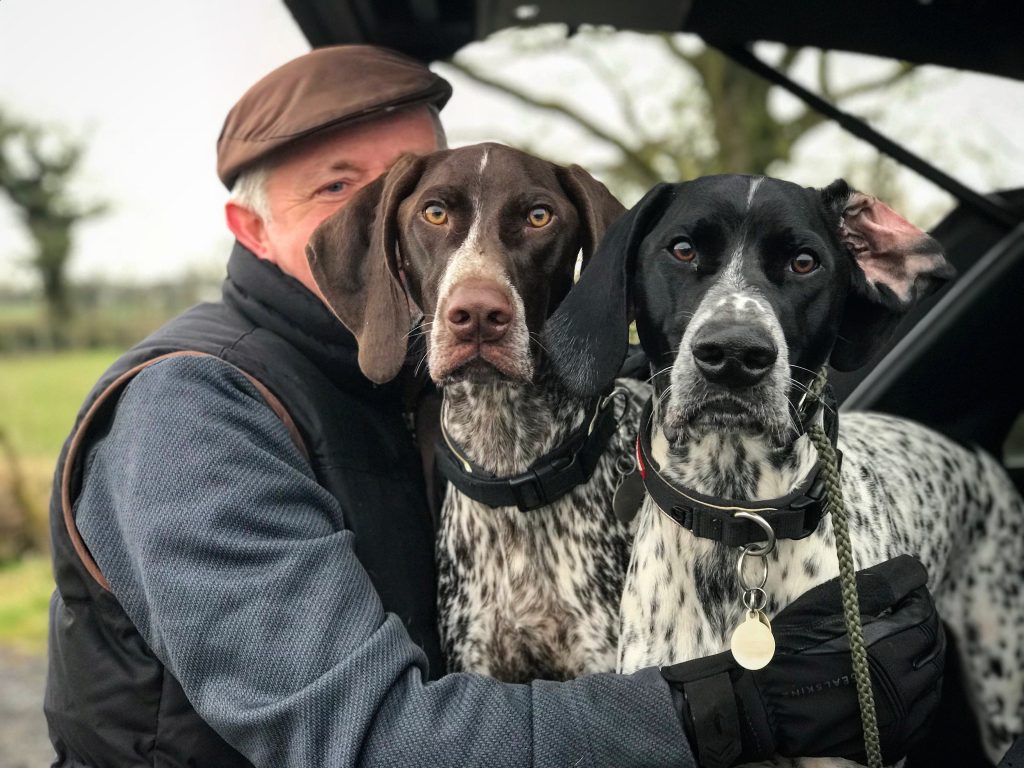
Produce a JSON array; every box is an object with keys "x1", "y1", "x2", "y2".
[{"x1": 217, "y1": 45, "x2": 451, "y2": 189}]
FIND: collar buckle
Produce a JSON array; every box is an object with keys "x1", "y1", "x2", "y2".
[{"x1": 508, "y1": 469, "x2": 548, "y2": 511}]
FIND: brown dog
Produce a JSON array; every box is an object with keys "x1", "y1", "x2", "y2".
[{"x1": 307, "y1": 143, "x2": 648, "y2": 681}]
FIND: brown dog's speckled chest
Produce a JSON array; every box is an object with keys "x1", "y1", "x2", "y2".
[{"x1": 437, "y1": 376, "x2": 648, "y2": 681}]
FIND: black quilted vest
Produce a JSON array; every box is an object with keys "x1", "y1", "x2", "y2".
[{"x1": 45, "y1": 244, "x2": 442, "y2": 767}]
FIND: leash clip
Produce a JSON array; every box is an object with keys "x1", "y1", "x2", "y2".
[
  {"x1": 590, "y1": 386, "x2": 629, "y2": 435},
  {"x1": 796, "y1": 367, "x2": 829, "y2": 427}
]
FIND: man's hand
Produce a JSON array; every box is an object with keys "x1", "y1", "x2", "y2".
[{"x1": 661, "y1": 555, "x2": 945, "y2": 767}]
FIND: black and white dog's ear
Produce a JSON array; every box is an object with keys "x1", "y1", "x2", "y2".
[
  {"x1": 307, "y1": 154, "x2": 426, "y2": 384},
  {"x1": 820, "y1": 179, "x2": 955, "y2": 371},
  {"x1": 555, "y1": 164, "x2": 626, "y2": 266},
  {"x1": 543, "y1": 183, "x2": 674, "y2": 396}
]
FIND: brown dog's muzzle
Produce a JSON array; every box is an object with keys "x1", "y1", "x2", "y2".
[{"x1": 444, "y1": 279, "x2": 513, "y2": 345}]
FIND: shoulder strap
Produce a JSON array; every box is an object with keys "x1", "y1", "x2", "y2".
[{"x1": 61, "y1": 350, "x2": 310, "y2": 591}]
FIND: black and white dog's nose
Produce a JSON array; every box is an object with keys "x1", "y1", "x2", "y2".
[{"x1": 692, "y1": 322, "x2": 778, "y2": 388}]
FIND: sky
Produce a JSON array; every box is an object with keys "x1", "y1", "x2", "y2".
[
  {"x1": 1, "y1": 1, "x2": 1023, "y2": 289},
  {"x1": 0, "y1": 1, "x2": 308, "y2": 286}
]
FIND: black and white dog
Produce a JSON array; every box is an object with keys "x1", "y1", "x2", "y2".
[
  {"x1": 307, "y1": 143, "x2": 647, "y2": 682},
  {"x1": 544, "y1": 175, "x2": 1024, "y2": 764}
]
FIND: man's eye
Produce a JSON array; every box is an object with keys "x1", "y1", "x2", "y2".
[{"x1": 320, "y1": 181, "x2": 348, "y2": 195}]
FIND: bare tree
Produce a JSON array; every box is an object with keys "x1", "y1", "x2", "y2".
[
  {"x1": 444, "y1": 29, "x2": 915, "y2": 200},
  {"x1": 0, "y1": 111, "x2": 106, "y2": 334}
]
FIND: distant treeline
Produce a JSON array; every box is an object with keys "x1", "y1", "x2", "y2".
[{"x1": 0, "y1": 274, "x2": 221, "y2": 353}]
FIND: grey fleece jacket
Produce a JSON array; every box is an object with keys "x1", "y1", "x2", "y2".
[{"x1": 76, "y1": 354, "x2": 696, "y2": 767}]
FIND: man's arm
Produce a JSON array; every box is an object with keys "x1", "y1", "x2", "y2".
[{"x1": 76, "y1": 355, "x2": 694, "y2": 767}]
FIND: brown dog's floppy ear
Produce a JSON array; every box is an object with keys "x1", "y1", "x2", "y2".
[
  {"x1": 821, "y1": 179, "x2": 955, "y2": 371},
  {"x1": 307, "y1": 154, "x2": 426, "y2": 384},
  {"x1": 555, "y1": 164, "x2": 626, "y2": 264},
  {"x1": 543, "y1": 182, "x2": 675, "y2": 397}
]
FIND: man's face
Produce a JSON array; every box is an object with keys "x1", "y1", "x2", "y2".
[{"x1": 244, "y1": 107, "x2": 439, "y2": 298}]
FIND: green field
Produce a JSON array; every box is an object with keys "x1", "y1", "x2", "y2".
[
  {"x1": 0, "y1": 348, "x2": 122, "y2": 654},
  {"x1": 0, "y1": 555, "x2": 53, "y2": 654},
  {"x1": 0, "y1": 301, "x2": 43, "y2": 324},
  {"x1": 0, "y1": 348, "x2": 120, "y2": 457}
]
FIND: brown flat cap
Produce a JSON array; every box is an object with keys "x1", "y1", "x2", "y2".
[{"x1": 217, "y1": 45, "x2": 451, "y2": 189}]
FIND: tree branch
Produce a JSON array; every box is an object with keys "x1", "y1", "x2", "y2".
[
  {"x1": 831, "y1": 61, "x2": 916, "y2": 101},
  {"x1": 574, "y1": 42, "x2": 648, "y2": 142},
  {"x1": 782, "y1": 108, "x2": 829, "y2": 146},
  {"x1": 661, "y1": 33, "x2": 695, "y2": 65},
  {"x1": 445, "y1": 58, "x2": 660, "y2": 186},
  {"x1": 779, "y1": 47, "x2": 800, "y2": 75},
  {"x1": 817, "y1": 51, "x2": 835, "y2": 101}
]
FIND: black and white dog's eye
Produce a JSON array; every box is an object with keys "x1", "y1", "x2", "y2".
[
  {"x1": 790, "y1": 252, "x2": 819, "y2": 274},
  {"x1": 669, "y1": 238, "x2": 697, "y2": 263}
]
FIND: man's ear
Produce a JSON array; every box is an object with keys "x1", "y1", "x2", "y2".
[
  {"x1": 821, "y1": 179, "x2": 956, "y2": 371},
  {"x1": 306, "y1": 154, "x2": 426, "y2": 384},
  {"x1": 542, "y1": 182, "x2": 675, "y2": 397},
  {"x1": 554, "y1": 164, "x2": 626, "y2": 265},
  {"x1": 225, "y1": 201, "x2": 268, "y2": 257}
]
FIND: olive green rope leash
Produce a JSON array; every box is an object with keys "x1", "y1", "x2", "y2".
[{"x1": 804, "y1": 369, "x2": 883, "y2": 768}]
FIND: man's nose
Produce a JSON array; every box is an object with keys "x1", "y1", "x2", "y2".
[
  {"x1": 692, "y1": 321, "x2": 778, "y2": 387},
  {"x1": 444, "y1": 279, "x2": 513, "y2": 344}
]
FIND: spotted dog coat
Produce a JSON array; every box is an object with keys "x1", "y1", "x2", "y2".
[
  {"x1": 544, "y1": 174, "x2": 1024, "y2": 764},
  {"x1": 439, "y1": 373, "x2": 647, "y2": 681},
  {"x1": 307, "y1": 143, "x2": 645, "y2": 682}
]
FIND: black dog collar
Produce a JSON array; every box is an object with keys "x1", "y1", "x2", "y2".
[
  {"x1": 436, "y1": 390, "x2": 625, "y2": 512},
  {"x1": 633, "y1": 396, "x2": 840, "y2": 548}
]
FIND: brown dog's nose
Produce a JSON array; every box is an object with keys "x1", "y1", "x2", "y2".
[{"x1": 445, "y1": 280, "x2": 513, "y2": 344}]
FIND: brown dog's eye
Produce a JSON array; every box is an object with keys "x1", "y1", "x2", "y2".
[
  {"x1": 670, "y1": 238, "x2": 697, "y2": 263},
  {"x1": 790, "y1": 252, "x2": 819, "y2": 274},
  {"x1": 527, "y1": 206, "x2": 552, "y2": 228},
  {"x1": 423, "y1": 204, "x2": 448, "y2": 225}
]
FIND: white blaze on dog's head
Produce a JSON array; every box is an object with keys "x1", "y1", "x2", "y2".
[
  {"x1": 427, "y1": 146, "x2": 533, "y2": 383},
  {"x1": 665, "y1": 176, "x2": 792, "y2": 446}
]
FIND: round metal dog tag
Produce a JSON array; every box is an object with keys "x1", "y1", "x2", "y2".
[
  {"x1": 730, "y1": 610, "x2": 775, "y2": 670},
  {"x1": 613, "y1": 469, "x2": 645, "y2": 524}
]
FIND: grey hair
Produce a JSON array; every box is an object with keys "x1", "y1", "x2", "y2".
[
  {"x1": 230, "y1": 162, "x2": 272, "y2": 221},
  {"x1": 228, "y1": 104, "x2": 446, "y2": 222}
]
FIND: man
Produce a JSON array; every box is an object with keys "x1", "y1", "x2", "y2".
[{"x1": 46, "y1": 46, "x2": 944, "y2": 767}]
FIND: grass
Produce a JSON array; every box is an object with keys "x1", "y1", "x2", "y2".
[
  {"x1": 0, "y1": 348, "x2": 122, "y2": 655},
  {"x1": 0, "y1": 301, "x2": 42, "y2": 323},
  {"x1": 0, "y1": 348, "x2": 120, "y2": 457},
  {"x1": 0, "y1": 555, "x2": 53, "y2": 655}
]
